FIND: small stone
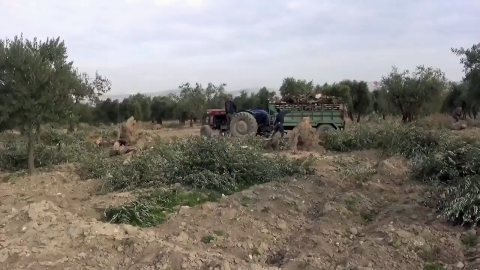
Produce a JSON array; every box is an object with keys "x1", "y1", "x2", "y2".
[
  {"x1": 277, "y1": 219, "x2": 288, "y2": 231},
  {"x1": 410, "y1": 215, "x2": 418, "y2": 220},
  {"x1": 181, "y1": 222, "x2": 186, "y2": 227},
  {"x1": 350, "y1": 227, "x2": 358, "y2": 236},
  {"x1": 121, "y1": 224, "x2": 138, "y2": 236},
  {"x1": 177, "y1": 232, "x2": 189, "y2": 242},
  {"x1": 222, "y1": 261, "x2": 231, "y2": 270},
  {"x1": 456, "y1": 261, "x2": 465, "y2": 269},
  {"x1": 467, "y1": 229, "x2": 477, "y2": 237},
  {"x1": 117, "y1": 246, "x2": 123, "y2": 252}
]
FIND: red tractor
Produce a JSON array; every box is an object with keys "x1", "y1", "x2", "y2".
[{"x1": 203, "y1": 109, "x2": 230, "y2": 134}]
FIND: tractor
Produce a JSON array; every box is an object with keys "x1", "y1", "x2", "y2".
[{"x1": 204, "y1": 98, "x2": 347, "y2": 137}]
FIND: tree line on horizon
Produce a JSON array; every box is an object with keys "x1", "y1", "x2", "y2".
[{"x1": 0, "y1": 34, "x2": 479, "y2": 172}]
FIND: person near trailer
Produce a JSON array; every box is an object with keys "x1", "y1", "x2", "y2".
[
  {"x1": 271, "y1": 108, "x2": 291, "y2": 138},
  {"x1": 251, "y1": 109, "x2": 270, "y2": 136}
]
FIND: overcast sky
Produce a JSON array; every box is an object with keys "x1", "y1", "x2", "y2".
[{"x1": 1, "y1": 0, "x2": 479, "y2": 95}]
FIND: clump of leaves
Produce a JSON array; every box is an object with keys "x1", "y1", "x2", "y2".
[
  {"x1": 412, "y1": 144, "x2": 480, "y2": 225},
  {"x1": 104, "y1": 188, "x2": 221, "y2": 227}
]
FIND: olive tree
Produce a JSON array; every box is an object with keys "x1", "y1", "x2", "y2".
[{"x1": 0, "y1": 35, "x2": 80, "y2": 173}]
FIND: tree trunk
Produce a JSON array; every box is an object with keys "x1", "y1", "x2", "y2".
[
  {"x1": 68, "y1": 122, "x2": 75, "y2": 133},
  {"x1": 159, "y1": 118, "x2": 163, "y2": 125},
  {"x1": 189, "y1": 116, "x2": 193, "y2": 127},
  {"x1": 27, "y1": 125, "x2": 36, "y2": 174},
  {"x1": 356, "y1": 114, "x2": 361, "y2": 122},
  {"x1": 382, "y1": 114, "x2": 386, "y2": 120},
  {"x1": 348, "y1": 111, "x2": 354, "y2": 122},
  {"x1": 35, "y1": 123, "x2": 41, "y2": 143}
]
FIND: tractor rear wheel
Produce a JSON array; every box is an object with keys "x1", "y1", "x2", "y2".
[
  {"x1": 230, "y1": 112, "x2": 258, "y2": 137},
  {"x1": 317, "y1": 124, "x2": 336, "y2": 134}
]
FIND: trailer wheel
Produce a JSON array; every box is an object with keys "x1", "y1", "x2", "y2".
[
  {"x1": 230, "y1": 112, "x2": 258, "y2": 137},
  {"x1": 317, "y1": 124, "x2": 336, "y2": 134}
]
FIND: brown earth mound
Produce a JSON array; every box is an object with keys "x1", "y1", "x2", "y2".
[{"x1": 289, "y1": 117, "x2": 325, "y2": 153}]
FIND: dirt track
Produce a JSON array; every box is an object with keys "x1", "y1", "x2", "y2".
[{"x1": 0, "y1": 147, "x2": 474, "y2": 270}]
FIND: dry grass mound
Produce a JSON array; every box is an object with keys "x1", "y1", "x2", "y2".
[
  {"x1": 119, "y1": 116, "x2": 140, "y2": 144},
  {"x1": 289, "y1": 117, "x2": 325, "y2": 153}
]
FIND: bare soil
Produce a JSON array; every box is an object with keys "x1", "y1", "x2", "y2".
[{"x1": 0, "y1": 145, "x2": 476, "y2": 269}]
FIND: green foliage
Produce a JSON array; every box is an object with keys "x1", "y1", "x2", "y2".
[
  {"x1": 91, "y1": 136, "x2": 312, "y2": 227},
  {"x1": 279, "y1": 77, "x2": 314, "y2": 97},
  {"x1": 82, "y1": 136, "x2": 306, "y2": 194},
  {"x1": 0, "y1": 136, "x2": 100, "y2": 172},
  {"x1": 323, "y1": 121, "x2": 449, "y2": 158},
  {"x1": 377, "y1": 66, "x2": 448, "y2": 121},
  {"x1": 104, "y1": 189, "x2": 222, "y2": 227},
  {"x1": 0, "y1": 34, "x2": 109, "y2": 173},
  {"x1": 452, "y1": 43, "x2": 480, "y2": 101}
]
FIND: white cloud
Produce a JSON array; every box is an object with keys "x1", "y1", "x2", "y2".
[{"x1": 0, "y1": 0, "x2": 477, "y2": 95}]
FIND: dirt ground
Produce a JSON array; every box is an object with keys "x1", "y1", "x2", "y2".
[{"x1": 0, "y1": 130, "x2": 477, "y2": 269}]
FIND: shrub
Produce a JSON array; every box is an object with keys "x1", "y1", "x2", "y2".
[
  {"x1": 323, "y1": 121, "x2": 450, "y2": 158},
  {"x1": 0, "y1": 136, "x2": 101, "y2": 172},
  {"x1": 412, "y1": 141, "x2": 480, "y2": 225}
]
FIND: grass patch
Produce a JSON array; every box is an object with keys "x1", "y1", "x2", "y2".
[
  {"x1": 345, "y1": 198, "x2": 357, "y2": 212},
  {"x1": 202, "y1": 235, "x2": 215, "y2": 243},
  {"x1": 360, "y1": 210, "x2": 377, "y2": 223},
  {"x1": 103, "y1": 189, "x2": 222, "y2": 227}
]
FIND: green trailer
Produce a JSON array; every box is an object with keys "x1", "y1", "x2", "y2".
[
  {"x1": 266, "y1": 101, "x2": 346, "y2": 133},
  {"x1": 225, "y1": 100, "x2": 346, "y2": 137}
]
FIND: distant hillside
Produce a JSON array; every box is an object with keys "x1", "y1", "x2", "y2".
[{"x1": 101, "y1": 82, "x2": 379, "y2": 101}]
